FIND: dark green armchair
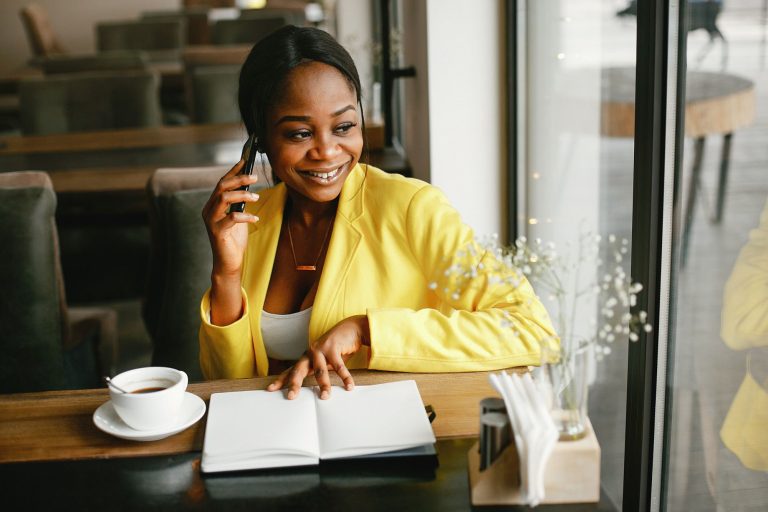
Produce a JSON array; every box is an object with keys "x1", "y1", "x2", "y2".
[
  {"x1": 143, "y1": 166, "x2": 230, "y2": 381},
  {"x1": 0, "y1": 172, "x2": 116, "y2": 393},
  {"x1": 19, "y1": 69, "x2": 162, "y2": 135}
]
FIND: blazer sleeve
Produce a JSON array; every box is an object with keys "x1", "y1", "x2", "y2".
[
  {"x1": 198, "y1": 288, "x2": 256, "y2": 379},
  {"x1": 366, "y1": 185, "x2": 559, "y2": 372}
]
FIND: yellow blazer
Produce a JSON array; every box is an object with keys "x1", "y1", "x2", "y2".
[{"x1": 199, "y1": 164, "x2": 557, "y2": 378}]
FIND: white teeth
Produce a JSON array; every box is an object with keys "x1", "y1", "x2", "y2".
[{"x1": 306, "y1": 166, "x2": 342, "y2": 180}]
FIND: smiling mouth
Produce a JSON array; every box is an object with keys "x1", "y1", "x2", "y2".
[{"x1": 299, "y1": 162, "x2": 349, "y2": 183}]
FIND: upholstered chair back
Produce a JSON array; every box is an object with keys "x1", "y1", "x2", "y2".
[
  {"x1": 19, "y1": 3, "x2": 66, "y2": 58},
  {"x1": 142, "y1": 9, "x2": 212, "y2": 45},
  {"x1": 96, "y1": 19, "x2": 185, "y2": 62},
  {"x1": 0, "y1": 172, "x2": 117, "y2": 392},
  {"x1": 144, "y1": 166, "x2": 231, "y2": 381},
  {"x1": 211, "y1": 17, "x2": 287, "y2": 46},
  {"x1": 182, "y1": 45, "x2": 249, "y2": 124},
  {"x1": 39, "y1": 51, "x2": 149, "y2": 75},
  {"x1": 19, "y1": 70, "x2": 162, "y2": 135},
  {"x1": 0, "y1": 172, "x2": 68, "y2": 392}
]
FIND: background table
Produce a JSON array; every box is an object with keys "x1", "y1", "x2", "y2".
[{"x1": 601, "y1": 67, "x2": 755, "y2": 264}]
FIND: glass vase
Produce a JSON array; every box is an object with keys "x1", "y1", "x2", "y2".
[{"x1": 539, "y1": 343, "x2": 591, "y2": 441}]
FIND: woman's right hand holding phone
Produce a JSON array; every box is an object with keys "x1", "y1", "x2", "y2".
[{"x1": 202, "y1": 160, "x2": 260, "y2": 325}]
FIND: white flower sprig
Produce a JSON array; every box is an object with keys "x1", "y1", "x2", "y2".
[{"x1": 433, "y1": 231, "x2": 652, "y2": 368}]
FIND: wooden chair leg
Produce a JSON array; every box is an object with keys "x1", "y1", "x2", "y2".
[{"x1": 681, "y1": 137, "x2": 706, "y2": 267}]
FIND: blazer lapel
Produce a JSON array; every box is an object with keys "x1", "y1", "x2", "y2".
[
  {"x1": 309, "y1": 164, "x2": 365, "y2": 340},
  {"x1": 244, "y1": 184, "x2": 286, "y2": 376}
]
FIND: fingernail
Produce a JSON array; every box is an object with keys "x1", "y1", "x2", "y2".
[
  {"x1": 251, "y1": 215, "x2": 259, "y2": 222},
  {"x1": 321, "y1": 390, "x2": 329, "y2": 400},
  {"x1": 346, "y1": 383, "x2": 354, "y2": 391},
  {"x1": 287, "y1": 391, "x2": 295, "y2": 399},
  {"x1": 250, "y1": 193, "x2": 259, "y2": 200}
]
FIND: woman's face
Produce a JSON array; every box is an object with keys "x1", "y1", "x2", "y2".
[{"x1": 264, "y1": 61, "x2": 363, "y2": 204}]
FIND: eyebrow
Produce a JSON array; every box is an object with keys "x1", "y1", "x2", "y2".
[{"x1": 274, "y1": 105, "x2": 356, "y2": 126}]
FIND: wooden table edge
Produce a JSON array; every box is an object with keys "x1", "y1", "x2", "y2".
[{"x1": 0, "y1": 370, "x2": 524, "y2": 465}]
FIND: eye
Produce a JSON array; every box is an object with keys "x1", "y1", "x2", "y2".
[
  {"x1": 288, "y1": 130, "x2": 312, "y2": 141},
  {"x1": 334, "y1": 122, "x2": 357, "y2": 134}
]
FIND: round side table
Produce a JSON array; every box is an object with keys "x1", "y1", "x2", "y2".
[{"x1": 601, "y1": 67, "x2": 755, "y2": 265}]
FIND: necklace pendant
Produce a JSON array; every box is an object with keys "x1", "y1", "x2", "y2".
[{"x1": 296, "y1": 265, "x2": 317, "y2": 271}]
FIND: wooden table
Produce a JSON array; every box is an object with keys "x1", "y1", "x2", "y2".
[
  {"x1": 0, "y1": 370, "x2": 621, "y2": 511},
  {"x1": 0, "y1": 371, "x2": 497, "y2": 464},
  {"x1": 600, "y1": 67, "x2": 755, "y2": 264}
]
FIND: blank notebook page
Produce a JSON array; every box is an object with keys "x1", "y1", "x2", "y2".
[
  {"x1": 315, "y1": 380, "x2": 436, "y2": 459},
  {"x1": 204, "y1": 389, "x2": 319, "y2": 461}
]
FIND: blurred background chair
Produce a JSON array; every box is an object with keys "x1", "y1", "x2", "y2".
[
  {"x1": 38, "y1": 51, "x2": 149, "y2": 75},
  {"x1": 19, "y1": 3, "x2": 66, "y2": 59},
  {"x1": 211, "y1": 16, "x2": 288, "y2": 45},
  {"x1": 0, "y1": 172, "x2": 117, "y2": 393},
  {"x1": 688, "y1": 0, "x2": 727, "y2": 69},
  {"x1": 182, "y1": 45, "x2": 250, "y2": 123},
  {"x1": 183, "y1": 0, "x2": 235, "y2": 7},
  {"x1": 142, "y1": 8, "x2": 213, "y2": 46},
  {"x1": 143, "y1": 166, "x2": 229, "y2": 381},
  {"x1": 616, "y1": 0, "x2": 727, "y2": 69},
  {"x1": 240, "y1": 7, "x2": 306, "y2": 26},
  {"x1": 18, "y1": 69, "x2": 162, "y2": 135},
  {"x1": 187, "y1": 67, "x2": 241, "y2": 124},
  {"x1": 96, "y1": 19, "x2": 186, "y2": 63}
]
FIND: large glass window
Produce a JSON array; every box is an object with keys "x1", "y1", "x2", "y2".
[
  {"x1": 664, "y1": 0, "x2": 768, "y2": 509},
  {"x1": 519, "y1": 1, "x2": 637, "y2": 505}
]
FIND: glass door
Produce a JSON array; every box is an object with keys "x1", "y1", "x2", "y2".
[
  {"x1": 516, "y1": 0, "x2": 768, "y2": 508},
  {"x1": 515, "y1": 0, "x2": 638, "y2": 506},
  {"x1": 663, "y1": 0, "x2": 768, "y2": 509}
]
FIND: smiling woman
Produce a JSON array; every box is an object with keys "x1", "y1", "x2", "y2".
[
  {"x1": 265, "y1": 61, "x2": 362, "y2": 204},
  {"x1": 199, "y1": 26, "x2": 558, "y2": 400}
]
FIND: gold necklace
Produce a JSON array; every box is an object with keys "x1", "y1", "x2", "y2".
[{"x1": 286, "y1": 216, "x2": 334, "y2": 271}]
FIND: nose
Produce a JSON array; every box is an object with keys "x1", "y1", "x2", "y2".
[{"x1": 308, "y1": 132, "x2": 341, "y2": 161}]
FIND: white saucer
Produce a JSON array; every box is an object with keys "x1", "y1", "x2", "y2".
[{"x1": 93, "y1": 392, "x2": 206, "y2": 442}]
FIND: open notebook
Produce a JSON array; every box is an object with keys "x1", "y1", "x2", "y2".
[{"x1": 201, "y1": 380, "x2": 437, "y2": 473}]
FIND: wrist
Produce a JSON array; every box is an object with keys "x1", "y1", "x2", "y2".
[
  {"x1": 355, "y1": 315, "x2": 371, "y2": 347},
  {"x1": 211, "y1": 267, "x2": 242, "y2": 286}
]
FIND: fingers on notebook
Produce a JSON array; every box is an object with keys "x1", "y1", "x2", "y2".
[
  {"x1": 266, "y1": 370, "x2": 287, "y2": 392},
  {"x1": 312, "y1": 352, "x2": 332, "y2": 399},
  {"x1": 285, "y1": 358, "x2": 310, "y2": 400},
  {"x1": 329, "y1": 356, "x2": 354, "y2": 391},
  {"x1": 266, "y1": 358, "x2": 307, "y2": 399},
  {"x1": 266, "y1": 353, "x2": 353, "y2": 400}
]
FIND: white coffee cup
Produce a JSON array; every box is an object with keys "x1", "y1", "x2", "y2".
[{"x1": 109, "y1": 367, "x2": 188, "y2": 431}]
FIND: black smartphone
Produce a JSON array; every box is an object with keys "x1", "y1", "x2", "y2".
[{"x1": 229, "y1": 134, "x2": 258, "y2": 213}]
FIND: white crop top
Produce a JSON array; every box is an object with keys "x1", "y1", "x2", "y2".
[{"x1": 260, "y1": 307, "x2": 312, "y2": 360}]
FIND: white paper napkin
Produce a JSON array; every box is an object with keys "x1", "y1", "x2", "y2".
[{"x1": 489, "y1": 371, "x2": 558, "y2": 507}]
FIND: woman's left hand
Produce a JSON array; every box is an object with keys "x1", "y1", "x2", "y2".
[{"x1": 267, "y1": 315, "x2": 370, "y2": 400}]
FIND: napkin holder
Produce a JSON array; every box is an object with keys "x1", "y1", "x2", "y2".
[{"x1": 467, "y1": 417, "x2": 601, "y2": 505}]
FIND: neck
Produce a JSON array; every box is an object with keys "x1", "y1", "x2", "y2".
[{"x1": 285, "y1": 191, "x2": 338, "y2": 229}]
